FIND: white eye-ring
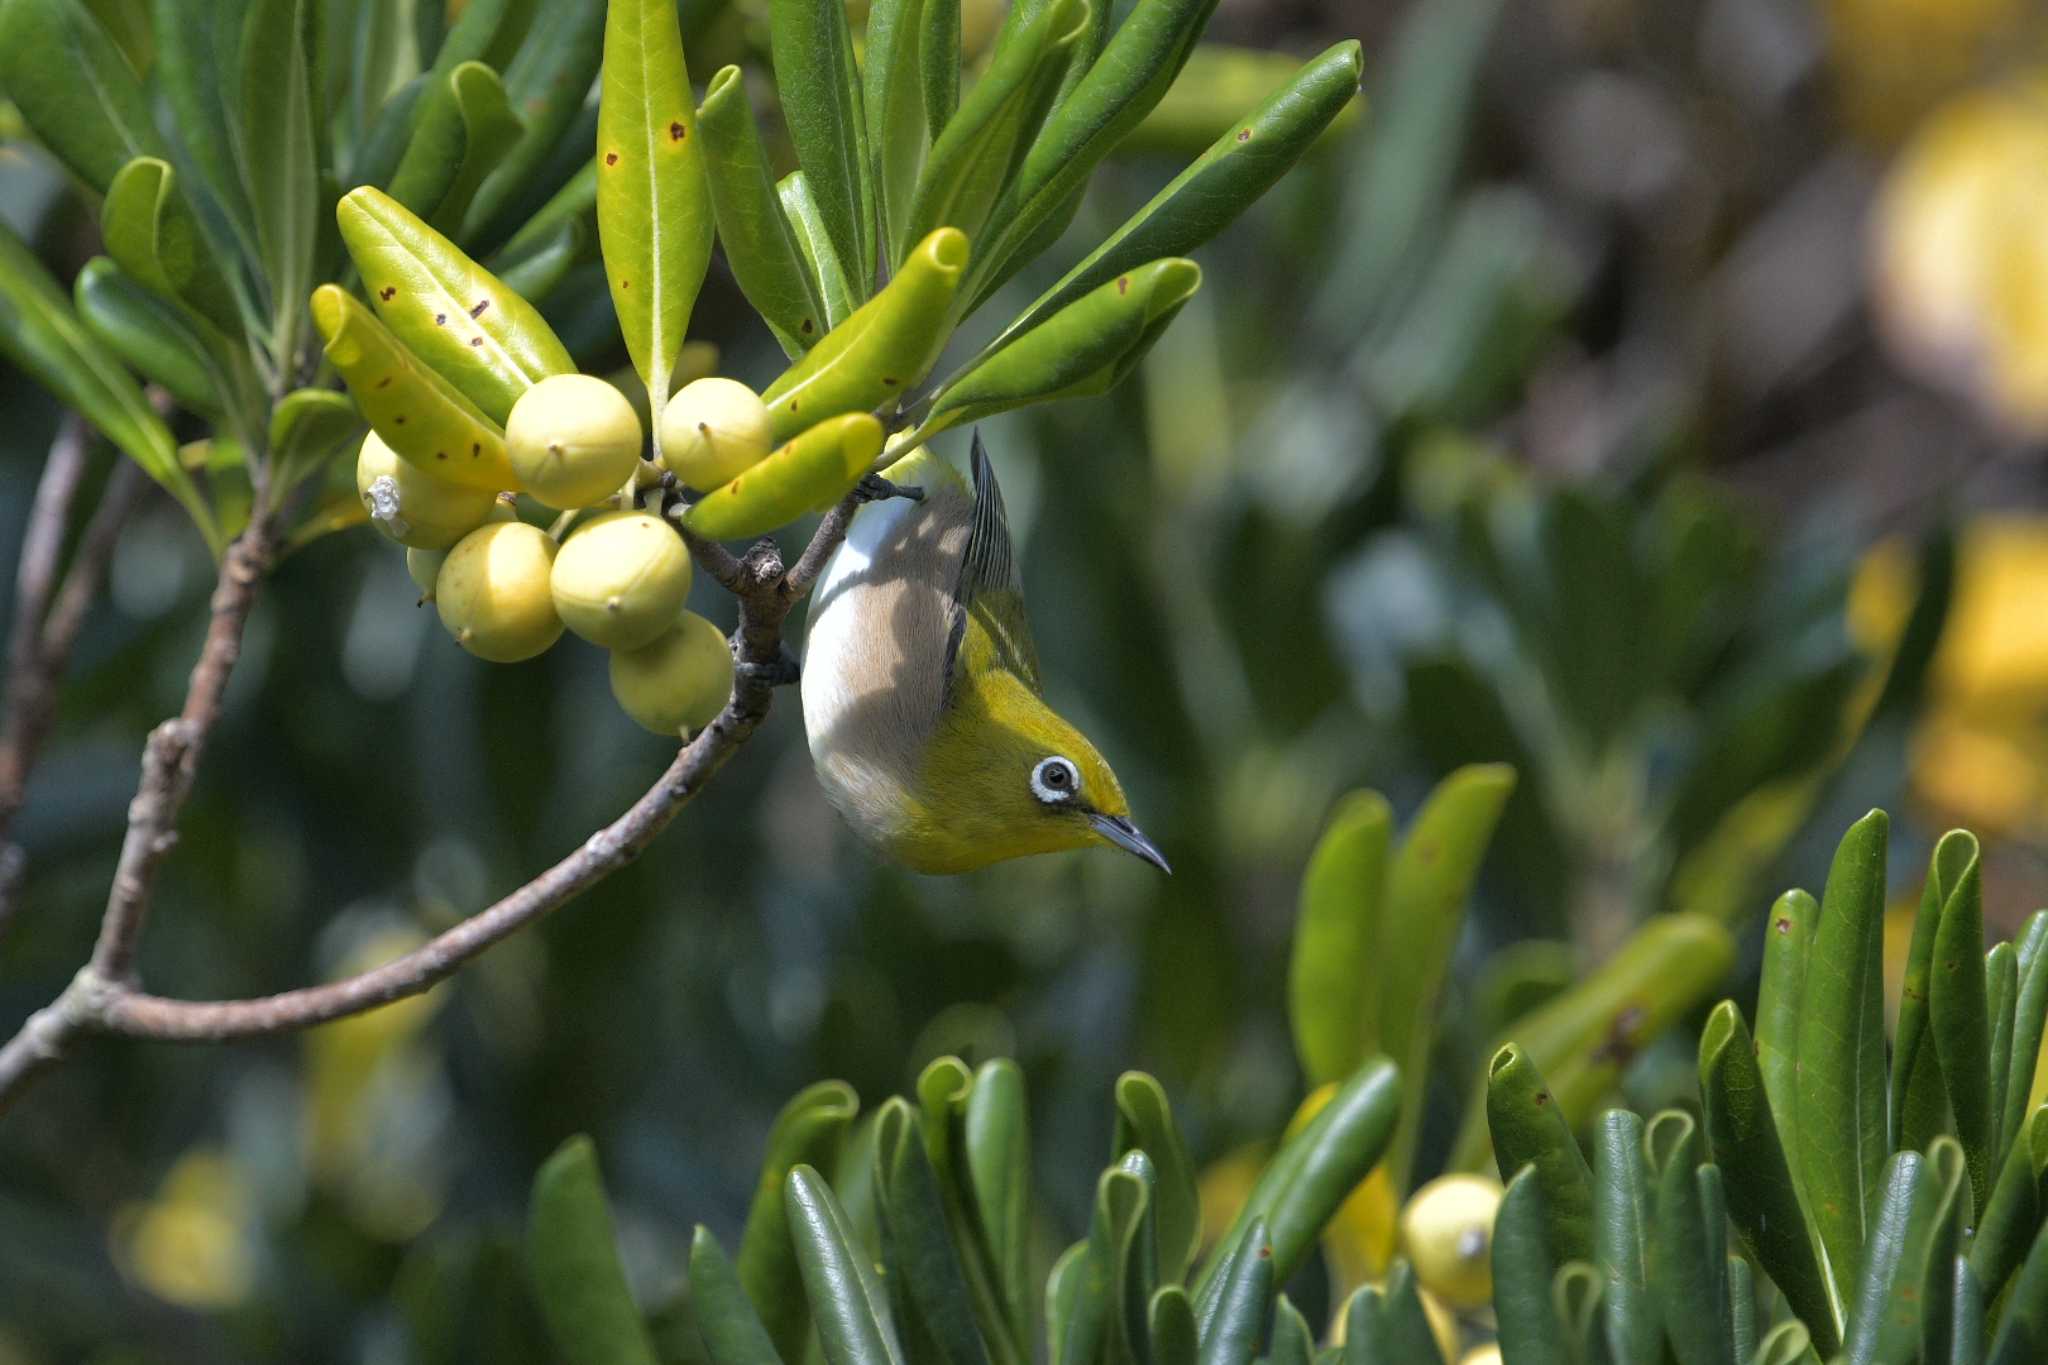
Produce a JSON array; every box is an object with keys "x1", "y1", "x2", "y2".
[{"x1": 1031, "y1": 756, "x2": 1082, "y2": 805}]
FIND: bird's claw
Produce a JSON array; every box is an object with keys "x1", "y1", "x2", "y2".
[
  {"x1": 856, "y1": 474, "x2": 923, "y2": 504},
  {"x1": 736, "y1": 648, "x2": 801, "y2": 688}
]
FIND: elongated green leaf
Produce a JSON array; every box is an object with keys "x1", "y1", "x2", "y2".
[
  {"x1": 781, "y1": 171, "x2": 859, "y2": 329},
  {"x1": 1751, "y1": 1321, "x2": 1819, "y2": 1365},
  {"x1": 598, "y1": 0, "x2": 714, "y2": 445},
  {"x1": 268, "y1": 387, "x2": 362, "y2": 495},
  {"x1": 0, "y1": 222, "x2": 215, "y2": 546},
  {"x1": 102, "y1": 157, "x2": 244, "y2": 337},
  {"x1": 874, "y1": 1100, "x2": 990, "y2": 1365},
  {"x1": 1895, "y1": 835, "x2": 1950, "y2": 1152},
  {"x1": 922, "y1": 0, "x2": 962, "y2": 137},
  {"x1": 526, "y1": 1137, "x2": 661, "y2": 1365},
  {"x1": 1918, "y1": 1140, "x2": 1970, "y2": 1365},
  {"x1": 497, "y1": 159, "x2": 598, "y2": 266},
  {"x1": 864, "y1": 0, "x2": 929, "y2": 257},
  {"x1": 495, "y1": 217, "x2": 593, "y2": 305},
  {"x1": 1147, "y1": 1286, "x2": 1195, "y2": 1365},
  {"x1": 761, "y1": 228, "x2": 968, "y2": 441},
  {"x1": 73, "y1": 256, "x2": 230, "y2": 415},
  {"x1": 1287, "y1": 791, "x2": 1391, "y2": 1088},
  {"x1": 786, "y1": 1166, "x2": 909, "y2": 1365},
  {"x1": 771, "y1": 0, "x2": 872, "y2": 287},
  {"x1": 1729, "y1": 1254, "x2": 1756, "y2": 1365},
  {"x1": 1486, "y1": 1045, "x2": 1593, "y2": 1266},
  {"x1": 1550, "y1": 1261, "x2": 1608, "y2": 1364},
  {"x1": 2004, "y1": 912, "x2": 2048, "y2": 1152},
  {"x1": 921, "y1": 259, "x2": 1201, "y2": 439},
  {"x1": 689, "y1": 1228, "x2": 782, "y2": 1365},
  {"x1": 977, "y1": 40, "x2": 1361, "y2": 345},
  {"x1": 463, "y1": 0, "x2": 605, "y2": 241},
  {"x1": 1967, "y1": 1104, "x2": 2047, "y2": 1302},
  {"x1": 1493, "y1": 1167, "x2": 1567, "y2": 1365},
  {"x1": 698, "y1": 66, "x2": 828, "y2": 355},
  {"x1": 151, "y1": 0, "x2": 260, "y2": 257},
  {"x1": 1194, "y1": 1218, "x2": 1269, "y2": 1365},
  {"x1": 1796, "y1": 809, "x2": 1890, "y2": 1308},
  {"x1": 1590, "y1": 1112, "x2": 1655, "y2": 1365},
  {"x1": 239, "y1": 0, "x2": 324, "y2": 358},
  {"x1": 386, "y1": 61, "x2": 523, "y2": 230},
  {"x1": 735, "y1": 1080, "x2": 859, "y2": 1365},
  {"x1": 339, "y1": 186, "x2": 574, "y2": 423},
  {"x1": 1267, "y1": 1295, "x2": 1312, "y2": 1365},
  {"x1": 1699, "y1": 1002, "x2": 1840, "y2": 1355},
  {"x1": 1986, "y1": 1217, "x2": 2048, "y2": 1364},
  {"x1": 900, "y1": 0, "x2": 1087, "y2": 264},
  {"x1": 1195, "y1": 1059, "x2": 1398, "y2": 1307},
  {"x1": 1375, "y1": 1263, "x2": 1445, "y2": 1365},
  {"x1": 1989, "y1": 944, "x2": 2019, "y2": 1176},
  {"x1": 966, "y1": 1061, "x2": 1033, "y2": 1346},
  {"x1": 1102, "y1": 1157, "x2": 1158, "y2": 1365},
  {"x1": 311, "y1": 283, "x2": 517, "y2": 490},
  {"x1": 971, "y1": 0, "x2": 1220, "y2": 300},
  {"x1": 1757, "y1": 889, "x2": 1817, "y2": 1162},
  {"x1": 1926, "y1": 833, "x2": 1993, "y2": 1214},
  {"x1": 1644, "y1": 1115, "x2": 1729, "y2": 1365},
  {"x1": 1951, "y1": 1259, "x2": 1985, "y2": 1365},
  {"x1": 1047, "y1": 1242, "x2": 1096, "y2": 1365},
  {"x1": 1340, "y1": 1284, "x2": 1390, "y2": 1365},
  {"x1": 1111, "y1": 1072, "x2": 1199, "y2": 1283},
  {"x1": 355, "y1": 73, "x2": 433, "y2": 190},
  {"x1": 0, "y1": 0, "x2": 165, "y2": 192},
  {"x1": 1842, "y1": 1151, "x2": 1937, "y2": 1365}
]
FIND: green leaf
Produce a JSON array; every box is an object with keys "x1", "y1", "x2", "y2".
[
  {"x1": 1486, "y1": 1046, "x2": 1593, "y2": 1266},
  {"x1": 310, "y1": 283, "x2": 517, "y2": 491},
  {"x1": 0, "y1": 0, "x2": 165, "y2": 192},
  {"x1": 977, "y1": 40, "x2": 1360, "y2": 347},
  {"x1": 1100, "y1": 1159, "x2": 1158, "y2": 1365},
  {"x1": 965, "y1": 1060, "x2": 1033, "y2": 1347},
  {"x1": 1267, "y1": 1295, "x2": 1313, "y2": 1365},
  {"x1": 496, "y1": 158, "x2": 598, "y2": 266},
  {"x1": 1841, "y1": 1148, "x2": 1944, "y2": 1365},
  {"x1": 922, "y1": 0, "x2": 961, "y2": 137},
  {"x1": 1795, "y1": 809, "x2": 1890, "y2": 1309},
  {"x1": 338, "y1": 186, "x2": 575, "y2": 424},
  {"x1": 682, "y1": 412, "x2": 886, "y2": 540},
  {"x1": 1952, "y1": 1260, "x2": 1986, "y2": 1365},
  {"x1": 1550, "y1": 1261, "x2": 1609, "y2": 1365},
  {"x1": 1375, "y1": 764, "x2": 1515, "y2": 1188},
  {"x1": 1699, "y1": 1001, "x2": 1841, "y2": 1355},
  {"x1": 101, "y1": 157, "x2": 245, "y2": 338},
  {"x1": 1967, "y1": 1104, "x2": 2048, "y2": 1303},
  {"x1": 1589, "y1": 1111, "x2": 1656, "y2": 1365},
  {"x1": 1110, "y1": 1071, "x2": 1199, "y2": 1284},
  {"x1": 770, "y1": 0, "x2": 872, "y2": 289},
  {"x1": 873, "y1": 1100, "x2": 991, "y2": 1365},
  {"x1": 1986, "y1": 1216, "x2": 2048, "y2": 1364},
  {"x1": 1756, "y1": 889, "x2": 1818, "y2": 1197},
  {"x1": 1373, "y1": 1263, "x2": 1445, "y2": 1365},
  {"x1": 462, "y1": 0, "x2": 606, "y2": 241},
  {"x1": 238, "y1": 0, "x2": 325, "y2": 360},
  {"x1": 1339, "y1": 1284, "x2": 1390, "y2": 1365},
  {"x1": 688, "y1": 1227, "x2": 783, "y2": 1365},
  {"x1": 781, "y1": 171, "x2": 859, "y2": 330},
  {"x1": 1195, "y1": 1059, "x2": 1398, "y2": 1309},
  {"x1": 697, "y1": 66, "x2": 828, "y2": 355},
  {"x1": 2003, "y1": 912, "x2": 2048, "y2": 1154},
  {"x1": 268, "y1": 387, "x2": 363, "y2": 496},
  {"x1": 919, "y1": 258, "x2": 1201, "y2": 440},
  {"x1": 736, "y1": 1080, "x2": 860, "y2": 1365},
  {"x1": 597, "y1": 0, "x2": 714, "y2": 442},
  {"x1": 1193, "y1": 1218, "x2": 1270, "y2": 1365},
  {"x1": 495, "y1": 217, "x2": 594, "y2": 306},
  {"x1": 151, "y1": 0, "x2": 260, "y2": 258},
  {"x1": 1644, "y1": 1115, "x2": 1730, "y2": 1365},
  {"x1": 785, "y1": 1166, "x2": 909, "y2": 1365},
  {"x1": 1287, "y1": 791, "x2": 1392, "y2": 1089},
  {"x1": 526, "y1": 1136, "x2": 661, "y2": 1365},
  {"x1": 1926, "y1": 832, "x2": 1993, "y2": 1215},
  {"x1": 1728, "y1": 1255, "x2": 1756, "y2": 1365},
  {"x1": 761, "y1": 228, "x2": 969, "y2": 442},
  {"x1": 73, "y1": 256, "x2": 233, "y2": 416},
  {"x1": 1047, "y1": 1241, "x2": 1096, "y2": 1365},
  {"x1": 1750, "y1": 1321, "x2": 1819, "y2": 1365},
  {"x1": 1493, "y1": 1167, "x2": 1568, "y2": 1365},
  {"x1": 899, "y1": 0, "x2": 1088, "y2": 265},
  {"x1": 386, "y1": 60, "x2": 524, "y2": 231},
  {"x1": 1147, "y1": 1286, "x2": 1196, "y2": 1365},
  {"x1": 864, "y1": 0, "x2": 930, "y2": 258},
  {"x1": 969, "y1": 0, "x2": 1220, "y2": 302},
  {"x1": 1989, "y1": 944, "x2": 2019, "y2": 1177},
  {"x1": 0, "y1": 221, "x2": 215, "y2": 547}
]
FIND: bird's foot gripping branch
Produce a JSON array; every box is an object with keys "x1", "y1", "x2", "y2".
[{"x1": 0, "y1": 0, "x2": 1356, "y2": 1111}]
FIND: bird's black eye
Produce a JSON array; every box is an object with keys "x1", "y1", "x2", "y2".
[{"x1": 1031, "y1": 756, "x2": 1081, "y2": 804}]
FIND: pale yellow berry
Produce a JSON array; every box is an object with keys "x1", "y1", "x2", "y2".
[
  {"x1": 660, "y1": 377, "x2": 772, "y2": 490},
  {"x1": 608, "y1": 610, "x2": 733, "y2": 736},
  {"x1": 506, "y1": 373, "x2": 643, "y2": 509},
  {"x1": 550, "y1": 510, "x2": 693, "y2": 650},
  {"x1": 1400, "y1": 1175, "x2": 1503, "y2": 1311},
  {"x1": 435, "y1": 521, "x2": 564, "y2": 662},
  {"x1": 356, "y1": 431, "x2": 498, "y2": 550}
]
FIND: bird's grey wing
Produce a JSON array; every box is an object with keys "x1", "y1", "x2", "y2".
[{"x1": 943, "y1": 432, "x2": 1041, "y2": 693}]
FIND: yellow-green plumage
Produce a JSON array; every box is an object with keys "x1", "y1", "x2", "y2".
[{"x1": 800, "y1": 437, "x2": 1166, "y2": 875}]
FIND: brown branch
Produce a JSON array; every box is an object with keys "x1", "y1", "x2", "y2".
[{"x1": 0, "y1": 509, "x2": 861, "y2": 1115}]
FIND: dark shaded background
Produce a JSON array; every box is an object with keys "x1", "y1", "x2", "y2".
[{"x1": 4, "y1": 0, "x2": 2046, "y2": 1358}]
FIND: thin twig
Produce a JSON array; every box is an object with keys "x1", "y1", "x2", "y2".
[{"x1": 0, "y1": 509, "x2": 864, "y2": 1115}]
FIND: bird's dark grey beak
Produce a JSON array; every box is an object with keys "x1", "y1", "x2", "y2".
[{"x1": 1091, "y1": 814, "x2": 1172, "y2": 874}]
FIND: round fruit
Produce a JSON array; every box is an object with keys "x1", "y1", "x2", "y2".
[
  {"x1": 356, "y1": 431, "x2": 498, "y2": 549},
  {"x1": 435, "y1": 521, "x2": 565, "y2": 662},
  {"x1": 506, "y1": 373, "x2": 644, "y2": 509},
  {"x1": 406, "y1": 498, "x2": 516, "y2": 600},
  {"x1": 1400, "y1": 1174, "x2": 1503, "y2": 1311},
  {"x1": 608, "y1": 610, "x2": 733, "y2": 736},
  {"x1": 659, "y1": 377, "x2": 772, "y2": 490},
  {"x1": 550, "y1": 510, "x2": 693, "y2": 649}
]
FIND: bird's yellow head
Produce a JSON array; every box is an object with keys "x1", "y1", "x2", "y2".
[{"x1": 902, "y1": 666, "x2": 1169, "y2": 875}]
